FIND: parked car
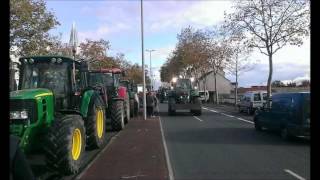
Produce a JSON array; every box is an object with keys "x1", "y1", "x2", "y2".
[
  {"x1": 238, "y1": 91, "x2": 267, "y2": 115},
  {"x1": 199, "y1": 90, "x2": 209, "y2": 103},
  {"x1": 253, "y1": 92, "x2": 310, "y2": 140}
]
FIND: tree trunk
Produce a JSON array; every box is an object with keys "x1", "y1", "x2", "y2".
[
  {"x1": 214, "y1": 72, "x2": 218, "y2": 105},
  {"x1": 235, "y1": 58, "x2": 238, "y2": 106},
  {"x1": 267, "y1": 54, "x2": 273, "y2": 107}
]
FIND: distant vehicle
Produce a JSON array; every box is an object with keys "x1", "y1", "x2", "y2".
[
  {"x1": 238, "y1": 91, "x2": 267, "y2": 115},
  {"x1": 199, "y1": 90, "x2": 209, "y2": 103},
  {"x1": 253, "y1": 92, "x2": 310, "y2": 140},
  {"x1": 167, "y1": 77, "x2": 201, "y2": 116}
]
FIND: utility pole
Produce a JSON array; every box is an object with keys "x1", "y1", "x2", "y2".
[
  {"x1": 146, "y1": 49, "x2": 155, "y2": 90},
  {"x1": 140, "y1": 0, "x2": 146, "y2": 120}
]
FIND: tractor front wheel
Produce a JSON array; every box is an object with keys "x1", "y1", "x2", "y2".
[
  {"x1": 86, "y1": 95, "x2": 106, "y2": 149},
  {"x1": 45, "y1": 115, "x2": 85, "y2": 175}
]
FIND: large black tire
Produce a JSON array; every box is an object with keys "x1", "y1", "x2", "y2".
[
  {"x1": 111, "y1": 100, "x2": 125, "y2": 131},
  {"x1": 168, "y1": 98, "x2": 175, "y2": 116},
  {"x1": 124, "y1": 97, "x2": 130, "y2": 123},
  {"x1": 130, "y1": 99, "x2": 134, "y2": 118},
  {"x1": 134, "y1": 101, "x2": 139, "y2": 117},
  {"x1": 44, "y1": 115, "x2": 85, "y2": 175},
  {"x1": 192, "y1": 97, "x2": 202, "y2": 116},
  {"x1": 86, "y1": 95, "x2": 106, "y2": 149}
]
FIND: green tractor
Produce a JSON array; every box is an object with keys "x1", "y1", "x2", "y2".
[
  {"x1": 88, "y1": 68, "x2": 130, "y2": 131},
  {"x1": 167, "y1": 77, "x2": 202, "y2": 116},
  {"x1": 120, "y1": 80, "x2": 139, "y2": 118},
  {"x1": 10, "y1": 56, "x2": 106, "y2": 175}
]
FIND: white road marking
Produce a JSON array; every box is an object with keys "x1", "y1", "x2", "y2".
[
  {"x1": 284, "y1": 169, "x2": 306, "y2": 180},
  {"x1": 202, "y1": 107, "x2": 218, "y2": 113},
  {"x1": 237, "y1": 117, "x2": 254, "y2": 124},
  {"x1": 193, "y1": 116, "x2": 203, "y2": 122},
  {"x1": 202, "y1": 106, "x2": 253, "y2": 124},
  {"x1": 220, "y1": 113, "x2": 234, "y2": 118},
  {"x1": 157, "y1": 106, "x2": 175, "y2": 180}
]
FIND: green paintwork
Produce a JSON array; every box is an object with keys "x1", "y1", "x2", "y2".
[
  {"x1": 80, "y1": 90, "x2": 95, "y2": 118},
  {"x1": 10, "y1": 88, "x2": 54, "y2": 152}
]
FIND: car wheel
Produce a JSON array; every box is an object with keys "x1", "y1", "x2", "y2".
[
  {"x1": 281, "y1": 127, "x2": 291, "y2": 141},
  {"x1": 254, "y1": 117, "x2": 262, "y2": 131}
]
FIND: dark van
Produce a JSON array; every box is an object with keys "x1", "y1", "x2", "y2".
[{"x1": 253, "y1": 92, "x2": 310, "y2": 140}]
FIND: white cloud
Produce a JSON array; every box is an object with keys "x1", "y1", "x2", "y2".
[{"x1": 147, "y1": 1, "x2": 233, "y2": 33}]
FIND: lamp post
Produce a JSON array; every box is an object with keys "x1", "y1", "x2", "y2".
[
  {"x1": 140, "y1": 0, "x2": 146, "y2": 120},
  {"x1": 146, "y1": 49, "x2": 155, "y2": 90}
]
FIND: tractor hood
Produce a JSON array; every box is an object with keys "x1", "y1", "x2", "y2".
[{"x1": 10, "y1": 88, "x2": 53, "y2": 100}]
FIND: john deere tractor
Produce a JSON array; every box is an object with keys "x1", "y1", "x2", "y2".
[
  {"x1": 88, "y1": 68, "x2": 130, "y2": 131},
  {"x1": 120, "y1": 80, "x2": 139, "y2": 118},
  {"x1": 167, "y1": 77, "x2": 202, "y2": 116},
  {"x1": 10, "y1": 56, "x2": 106, "y2": 175}
]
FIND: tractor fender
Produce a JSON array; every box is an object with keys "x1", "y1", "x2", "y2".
[
  {"x1": 80, "y1": 90, "x2": 97, "y2": 118},
  {"x1": 118, "y1": 86, "x2": 127, "y2": 99}
]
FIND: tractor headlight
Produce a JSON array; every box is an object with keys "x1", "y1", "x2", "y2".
[
  {"x1": 10, "y1": 110, "x2": 28, "y2": 119},
  {"x1": 57, "y1": 58, "x2": 62, "y2": 63},
  {"x1": 51, "y1": 58, "x2": 57, "y2": 63}
]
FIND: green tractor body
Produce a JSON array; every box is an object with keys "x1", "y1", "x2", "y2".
[
  {"x1": 168, "y1": 78, "x2": 202, "y2": 116},
  {"x1": 10, "y1": 56, "x2": 107, "y2": 174}
]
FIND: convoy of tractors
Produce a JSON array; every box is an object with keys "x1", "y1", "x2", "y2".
[
  {"x1": 9, "y1": 55, "x2": 201, "y2": 176},
  {"x1": 9, "y1": 56, "x2": 140, "y2": 175}
]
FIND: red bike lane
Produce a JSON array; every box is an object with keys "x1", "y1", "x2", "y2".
[{"x1": 77, "y1": 117, "x2": 169, "y2": 180}]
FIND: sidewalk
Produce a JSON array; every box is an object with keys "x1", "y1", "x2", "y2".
[{"x1": 77, "y1": 117, "x2": 169, "y2": 180}]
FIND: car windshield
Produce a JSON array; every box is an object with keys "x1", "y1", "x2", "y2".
[
  {"x1": 262, "y1": 93, "x2": 267, "y2": 100},
  {"x1": 175, "y1": 79, "x2": 191, "y2": 89},
  {"x1": 21, "y1": 62, "x2": 69, "y2": 97}
]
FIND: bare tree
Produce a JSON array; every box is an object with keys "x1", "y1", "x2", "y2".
[
  {"x1": 202, "y1": 28, "x2": 232, "y2": 104},
  {"x1": 224, "y1": 0, "x2": 310, "y2": 106},
  {"x1": 224, "y1": 37, "x2": 255, "y2": 105}
]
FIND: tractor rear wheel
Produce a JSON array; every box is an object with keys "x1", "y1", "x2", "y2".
[
  {"x1": 130, "y1": 99, "x2": 134, "y2": 118},
  {"x1": 45, "y1": 115, "x2": 85, "y2": 175},
  {"x1": 124, "y1": 97, "x2": 130, "y2": 123},
  {"x1": 86, "y1": 95, "x2": 106, "y2": 149},
  {"x1": 134, "y1": 101, "x2": 139, "y2": 116},
  {"x1": 111, "y1": 100, "x2": 125, "y2": 131}
]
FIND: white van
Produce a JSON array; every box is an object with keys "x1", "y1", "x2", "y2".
[
  {"x1": 199, "y1": 90, "x2": 209, "y2": 103},
  {"x1": 238, "y1": 91, "x2": 267, "y2": 115}
]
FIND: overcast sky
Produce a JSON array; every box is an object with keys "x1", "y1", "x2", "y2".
[{"x1": 46, "y1": 0, "x2": 310, "y2": 89}]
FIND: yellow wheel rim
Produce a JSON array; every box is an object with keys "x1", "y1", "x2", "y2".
[
  {"x1": 71, "y1": 128, "x2": 82, "y2": 161},
  {"x1": 96, "y1": 108, "x2": 104, "y2": 139}
]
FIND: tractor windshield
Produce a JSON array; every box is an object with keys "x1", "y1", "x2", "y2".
[
  {"x1": 102, "y1": 73, "x2": 114, "y2": 87},
  {"x1": 175, "y1": 79, "x2": 192, "y2": 89},
  {"x1": 21, "y1": 62, "x2": 69, "y2": 97},
  {"x1": 88, "y1": 73, "x2": 104, "y2": 86}
]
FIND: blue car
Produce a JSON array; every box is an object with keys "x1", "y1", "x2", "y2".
[{"x1": 253, "y1": 92, "x2": 310, "y2": 140}]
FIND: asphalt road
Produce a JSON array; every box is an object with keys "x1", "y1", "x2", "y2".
[{"x1": 159, "y1": 103, "x2": 310, "y2": 180}]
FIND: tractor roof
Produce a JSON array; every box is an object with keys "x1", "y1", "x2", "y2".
[
  {"x1": 90, "y1": 68, "x2": 123, "y2": 74},
  {"x1": 19, "y1": 55, "x2": 81, "y2": 65}
]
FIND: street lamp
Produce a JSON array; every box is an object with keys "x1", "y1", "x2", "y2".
[
  {"x1": 146, "y1": 49, "x2": 155, "y2": 90},
  {"x1": 140, "y1": 0, "x2": 147, "y2": 120}
]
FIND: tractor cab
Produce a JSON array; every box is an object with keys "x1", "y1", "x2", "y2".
[{"x1": 17, "y1": 56, "x2": 87, "y2": 111}]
